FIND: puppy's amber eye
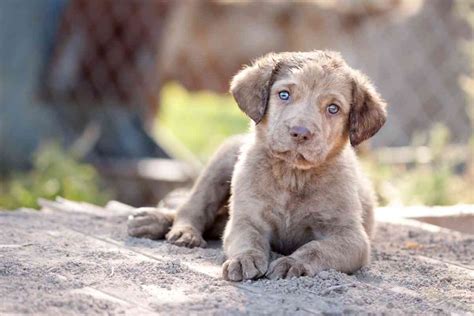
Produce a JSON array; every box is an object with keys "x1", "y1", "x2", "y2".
[
  {"x1": 278, "y1": 90, "x2": 290, "y2": 101},
  {"x1": 327, "y1": 104, "x2": 340, "y2": 115}
]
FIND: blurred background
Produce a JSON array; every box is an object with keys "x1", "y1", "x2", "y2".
[{"x1": 0, "y1": 0, "x2": 472, "y2": 210}]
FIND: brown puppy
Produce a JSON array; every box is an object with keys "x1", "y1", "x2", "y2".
[{"x1": 128, "y1": 51, "x2": 387, "y2": 281}]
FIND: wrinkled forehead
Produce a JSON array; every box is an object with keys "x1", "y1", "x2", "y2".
[{"x1": 272, "y1": 59, "x2": 353, "y2": 99}]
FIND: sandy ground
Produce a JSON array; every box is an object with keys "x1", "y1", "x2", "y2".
[{"x1": 0, "y1": 200, "x2": 473, "y2": 315}]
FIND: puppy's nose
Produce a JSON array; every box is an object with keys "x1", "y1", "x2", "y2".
[{"x1": 290, "y1": 126, "x2": 313, "y2": 142}]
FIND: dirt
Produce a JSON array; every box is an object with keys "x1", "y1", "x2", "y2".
[{"x1": 0, "y1": 202, "x2": 473, "y2": 315}]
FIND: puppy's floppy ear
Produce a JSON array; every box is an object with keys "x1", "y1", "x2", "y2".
[
  {"x1": 230, "y1": 55, "x2": 279, "y2": 123},
  {"x1": 349, "y1": 70, "x2": 387, "y2": 146}
]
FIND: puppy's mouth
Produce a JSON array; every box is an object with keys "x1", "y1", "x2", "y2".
[{"x1": 271, "y1": 150, "x2": 316, "y2": 169}]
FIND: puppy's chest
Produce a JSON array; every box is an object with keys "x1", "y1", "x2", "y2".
[
  {"x1": 262, "y1": 185, "x2": 333, "y2": 223},
  {"x1": 262, "y1": 191, "x2": 328, "y2": 255}
]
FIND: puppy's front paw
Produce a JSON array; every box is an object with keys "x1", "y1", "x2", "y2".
[
  {"x1": 222, "y1": 251, "x2": 268, "y2": 282},
  {"x1": 266, "y1": 257, "x2": 310, "y2": 280},
  {"x1": 128, "y1": 208, "x2": 172, "y2": 240},
  {"x1": 166, "y1": 225, "x2": 206, "y2": 248}
]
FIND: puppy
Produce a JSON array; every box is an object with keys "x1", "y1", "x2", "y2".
[{"x1": 128, "y1": 51, "x2": 387, "y2": 281}]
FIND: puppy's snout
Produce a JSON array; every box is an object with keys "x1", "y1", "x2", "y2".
[{"x1": 289, "y1": 126, "x2": 313, "y2": 143}]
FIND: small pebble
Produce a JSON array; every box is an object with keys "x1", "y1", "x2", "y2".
[{"x1": 318, "y1": 271, "x2": 330, "y2": 279}]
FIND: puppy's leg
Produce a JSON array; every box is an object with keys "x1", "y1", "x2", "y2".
[
  {"x1": 266, "y1": 225, "x2": 369, "y2": 279},
  {"x1": 203, "y1": 205, "x2": 229, "y2": 240},
  {"x1": 362, "y1": 204, "x2": 375, "y2": 239},
  {"x1": 222, "y1": 200, "x2": 271, "y2": 281},
  {"x1": 166, "y1": 135, "x2": 245, "y2": 248},
  {"x1": 128, "y1": 207, "x2": 175, "y2": 240},
  {"x1": 358, "y1": 177, "x2": 377, "y2": 239}
]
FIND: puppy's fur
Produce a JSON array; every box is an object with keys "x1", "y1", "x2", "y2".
[{"x1": 128, "y1": 51, "x2": 387, "y2": 281}]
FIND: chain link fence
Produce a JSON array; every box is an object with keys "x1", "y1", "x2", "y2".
[{"x1": 41, "y1": 0, "x2": 472, "y2": 148}]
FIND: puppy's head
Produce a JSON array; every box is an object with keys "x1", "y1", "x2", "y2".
[{"x1": 230, "y1": 51, "x2": 387, "y2": 169}]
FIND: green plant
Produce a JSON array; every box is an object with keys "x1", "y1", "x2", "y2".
[
  {"x1": 0, "y1": 143, "x2": 113, "y2": 210},
  {"x1": 362, "y1": 123, "x2": 473, "y2": 206},
  {"x1": 157, "y1": 82, "x2": 249, "y2": 161}
]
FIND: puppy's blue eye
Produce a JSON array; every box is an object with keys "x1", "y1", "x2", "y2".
[
  {"x1": 327, "y1": 104, "x2": 340, "y2": 115},
  {"x1": 278, "y1": 90, "x2": 290, "y2": 101}
]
